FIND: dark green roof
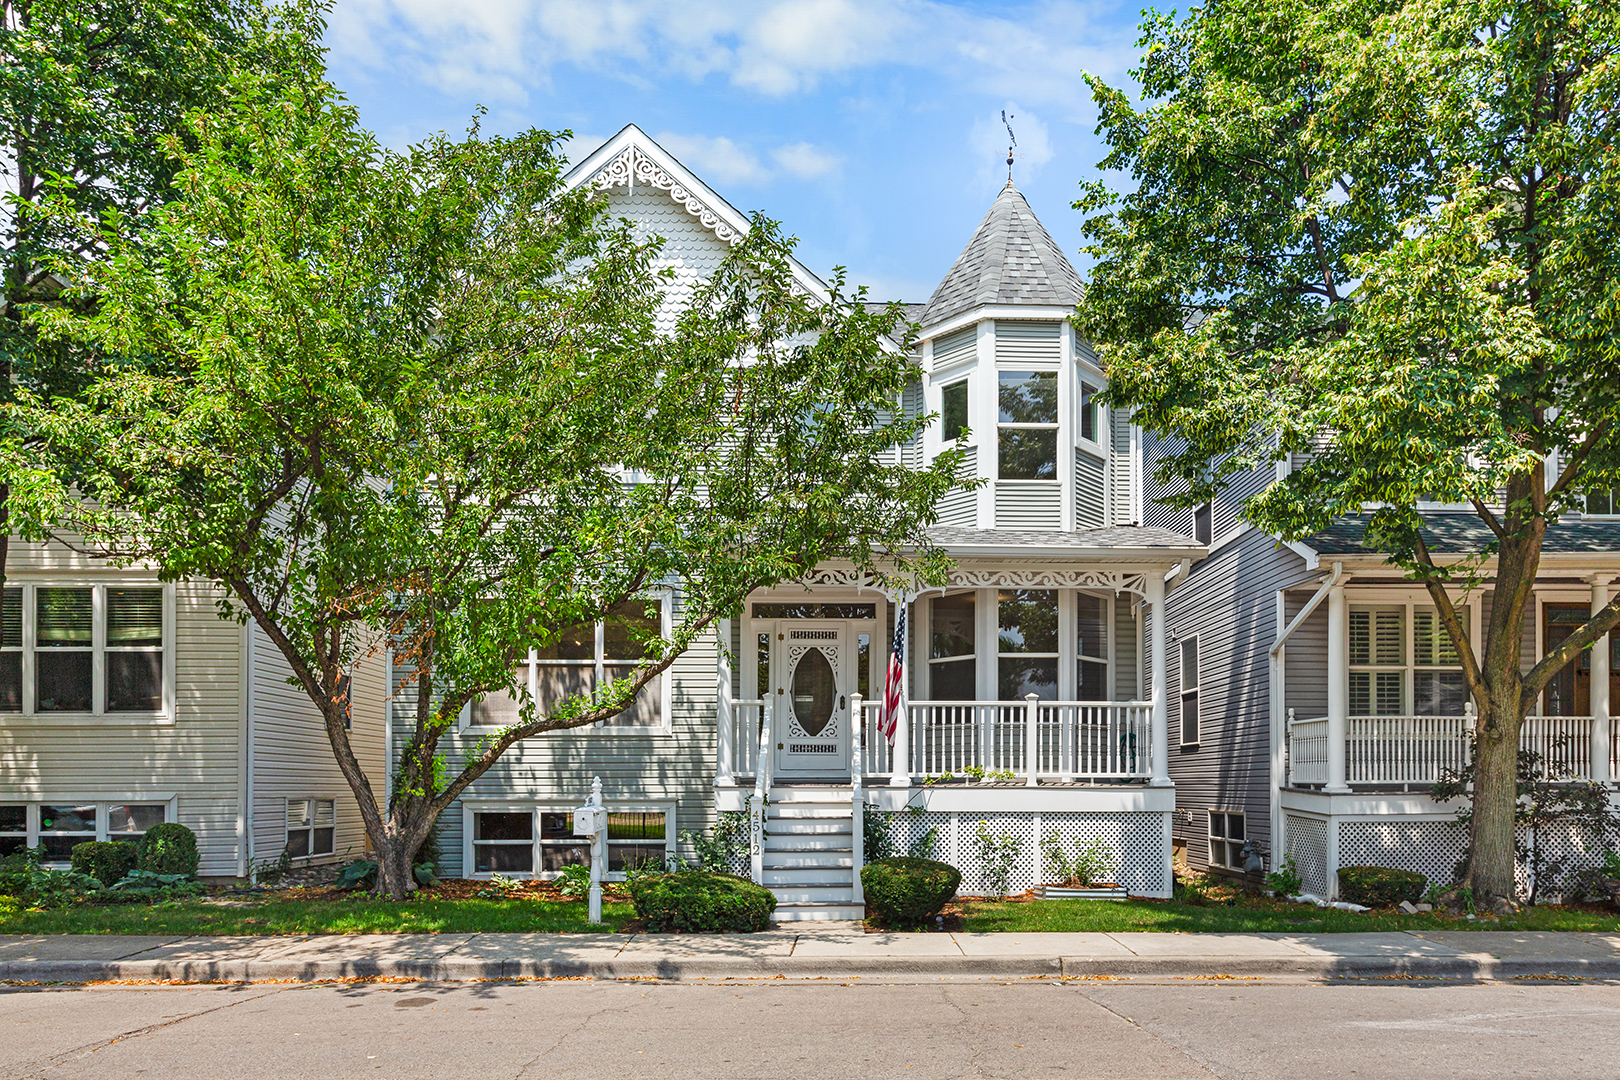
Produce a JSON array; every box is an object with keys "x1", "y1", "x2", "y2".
[{"x1": 1310, "y1": 514, "x2": 1620, "y2": 555}]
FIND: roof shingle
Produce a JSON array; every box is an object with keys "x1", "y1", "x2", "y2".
[{"x1": 920, "y1": 183, "x2": 1084, "y2": 329}]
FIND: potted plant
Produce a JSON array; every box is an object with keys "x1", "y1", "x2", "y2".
[{"x1": 1037, "y1": 836, "x2": 1126, "y2": 900}]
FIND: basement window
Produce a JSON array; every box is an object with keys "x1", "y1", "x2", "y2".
[
  {"x1": 1208, "y1": 811, "x2": 1245, "y2": 870},
  {"x1": 286, "y1": 799, "x2": 336, "y2": 858}
]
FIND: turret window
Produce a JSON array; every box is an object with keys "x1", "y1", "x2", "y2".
[
  {"x1": 997, "y1": 370, "x2": 1058, "y2": 480},
  {"x1": 942, "y1": 380, "x2": 969, "y2": 441}
]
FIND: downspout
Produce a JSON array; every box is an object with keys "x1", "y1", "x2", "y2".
[
  {"x1": 1269, "y1": 561, "x2": 1346, "y2": 875},
  {"x1": 242, "y1": 624, "x2": 256, "y2": 879}
]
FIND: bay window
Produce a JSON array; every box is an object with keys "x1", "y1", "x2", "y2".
[
  {"x1": 1, "y1": 583, "x2": 171, "y2": 718},
  {"x1": 998, "y1": 589, "x2": 1058, "y2": 700},
  {"x1": 997, "y1": 370, "x2": 1058, "y2": 480}
]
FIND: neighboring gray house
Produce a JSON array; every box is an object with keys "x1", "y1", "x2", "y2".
[
  {"x1": 0, "y1": 537, "x2": 388, "y2": 878},
  {"x1": 393, "y1": 125, "x2": 1206, "y2": 919},
  {"x1": 1146, "y1": 433, "x2": 1620, "y2": 896}
]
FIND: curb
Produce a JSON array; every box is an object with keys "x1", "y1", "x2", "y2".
[{"x1": 6, "y1": 954, "x2": 1620, "y2": 984}]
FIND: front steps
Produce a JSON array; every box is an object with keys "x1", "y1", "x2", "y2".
[{"x1": 762, "y1": 786, "x2": 864, "y2": 921}]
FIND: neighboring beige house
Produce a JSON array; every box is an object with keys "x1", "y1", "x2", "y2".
[{"x1": 0, "y1": 537, "x2": 386, "y2": 878}]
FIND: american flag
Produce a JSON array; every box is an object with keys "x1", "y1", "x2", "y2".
[{"x1": 878, "y1": 606, "x2": 907, "y2": 744}]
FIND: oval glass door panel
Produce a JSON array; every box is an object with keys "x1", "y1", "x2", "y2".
[{"x1": 791, "y1": 649, "x2": 836, "y2": 737}]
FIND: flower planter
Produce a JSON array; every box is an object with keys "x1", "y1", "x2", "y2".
[{"x1": 1035, "y1": 883, "x2": 1128, "y2": 901}]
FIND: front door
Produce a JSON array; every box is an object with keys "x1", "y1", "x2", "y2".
[
  {"x1": 773, "y1": 623, "x2": 851, "y2": 777},
  {"x1": 1543, "y1": 604, "x2": 1620, "y2": 715}
]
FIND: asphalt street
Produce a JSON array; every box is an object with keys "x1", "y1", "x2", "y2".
[{"x1": 5, "y1": 975, "x2": 1618, "y2": 1079}]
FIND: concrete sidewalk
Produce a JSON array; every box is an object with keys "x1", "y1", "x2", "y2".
[{"x1": 5, "y1": 927, "x2": 1620, "y2": 983}]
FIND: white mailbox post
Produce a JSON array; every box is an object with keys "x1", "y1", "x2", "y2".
[{"x1": 572, "y1": 776, "x2": 607, "y2": 924}]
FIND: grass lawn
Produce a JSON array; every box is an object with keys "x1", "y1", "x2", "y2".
[
  {"x1": 958, "y1": 895, "x2": 1620, "y2": 934},
  {"x1": 0, "y1": 891, "x2": 636, "y2": 936}
]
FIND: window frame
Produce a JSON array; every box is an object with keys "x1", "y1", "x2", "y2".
[
  {"x1": 1583, "y1": 486, "x2": 1620, "y2": 519},
  {"x1": 1078, "y1": 381, "x2": 1102, "y2": 447},
  {"x1": 995, "y1": 369, "x2": 1060, "y2": 482},
  {"x1": 1, "y1": 581, "x2": 176, "y2": 724},
  {"x1": 284, "y1": 797, "x2": 337, "y2": 859},
  {"x1": 1179, "y1": 636, "x2": 1200, "y2": 747},
  {"x1": 941, "y1": 379, "x2": 970, "y2": 443},
  {"x1": 1207, "y1": 810, "x2": 1245, "y2": 870},
  {"x1": 460, "y1": 801, "x2": 676, "y2": 881},
  {"x1": 926, "y1": 591, "x2": 978, "y2": 701},
  {"x1": 460, "y1": 591, "x2": 674, "y2": 736},
  {"x1": 1347, "y1": 600, "x2": 1474, "y2": 717},
  {"x1": 0, "y1": 797, "x2": 175, "y2": 865},
  {"x1": 996, "y1": 588, "x2": 1060, "y2": 702},
  {"x1": 1076, "y1": 590, "x2": 1112, "y2": 702}
]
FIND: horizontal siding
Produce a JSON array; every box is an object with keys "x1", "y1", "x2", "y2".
[
  {"x1": 1114, "y1": 596, "x2": 1140, "y2": 701},
  {"x1": 995, "y1": 482, "x2": 1061, "y2": 529},
  {"x1": 937, "y1": 446, "x2": 978, "y2": 526},
  {"x1": 992, "y1": 320, "x2": 1061, "y2": 365},
  {"x1": 391, "y1": 590, "x2": 721, "y2": 878},
  {"x1": 249, "y1": 626, "x2": 387, "y2": 869},
  {"x1": 1166, "y1": 530, "x2": 1313, "y2": 868},
  {"x1": 931, "y1": 326, "x2": 976, "y2": 370},
  {"x1": 1281, "y1": 599, "x2": 1328, "y2": 721},
  {"x1": 0, "y1": 571, "x2": 244, "y2": 877},
  {"x1": 1075, "y1": 449, "x2": 1106, "y2": 529}
]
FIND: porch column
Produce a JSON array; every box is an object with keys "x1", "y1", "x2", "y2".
[
  {"x1": 1147, "y1": 573, "x2": 1172, "y2": 787},
  {"x1": 716, "y1": 618, "x2": 735, "y2": 787},
  {"x1": 1326, "y1": 584, "x2": 1350, "y2": 793},
  {"x1": 1592, "y1": 576, "x2": 1612, "y2": 786}
]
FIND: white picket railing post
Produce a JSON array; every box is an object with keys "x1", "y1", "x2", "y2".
[
  {"x1": 850, "y1": 692, "x2": 865, "y2": 903},
  {"x1": 1024, "y1": 693, "x2": 1040, "y2": 786},
  {"x1": 1592, "y1": 576, "x2": 1612, "y2": 785},
  {"x1": 750, "y1": 697, "x2": 773, "y2": 885},
  {"x1": 716, "y1": 618, "x2": 735, "y2": 788},
  {"x1": 1285, "y1": 707, "x2": 1296, "y2": 785}
]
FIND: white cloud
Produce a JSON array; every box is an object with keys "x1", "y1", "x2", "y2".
[
  {"x1": 968, "y1": 106, "x2": 1054, "y2": 187},
  {"x1": 654, "y1": 133, "x2": 772, "y2": 186},
  {"x1": 328, "y1": 0, "x2": 1137, "y2": 115},
  {"x1": 771, "y1": 142, "x2": 842, "y2": 180}
]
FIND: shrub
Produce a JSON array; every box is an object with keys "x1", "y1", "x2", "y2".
[
  {"x1": 71, "y1": 841, "x2": 140, "y2": 887},
  {"x1": 1264, "y1": 853, "x2": 1303, "y2": 897},
  {"x1": 101, "y1": 869, "x2": 205, "y2": 903},
  {"x1": 861, "y1": 857, "x2": 961, "y2": 927},
  {"x1": 22, "y1": 868, "x2": 104, "y2": 908},
  {"x1": 556, "y1": 862, "x2": 592, "y2": 898},
  {"x1": 629, "y1": 870, "x2": 776, "y2": 932},
  {"x1": 1337, "y1": 865, "x2": 1426, "y2": 907},
  {"x1": 336, "y1": 858, "x2": 378, "y2": 891},
  {"x1": 1042, "y1": 835, "x2": 1116, "y2": 888},
  {"x1": 0, "y1": 847, "x2": 44, "y2": 895},
  {"x1": 138, "y1": 823, "x2": 200, "y2": 878}
]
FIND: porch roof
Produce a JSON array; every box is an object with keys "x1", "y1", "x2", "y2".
[
  {"x1": 1310, "y1": 513, "x2": 1620, "y2": 557},
  {"x1": 925, "y1": 525, "x2": 1204, "y2": 560}
]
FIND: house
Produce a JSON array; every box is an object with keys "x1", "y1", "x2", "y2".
[
  {"x1": 1147, "y1": 433, "x2": 1620, "y2": 896},
  {"x1": 399, "y1": 125, "x2": 1206, "y2": 919},
  {"x1": 0, "y1": 537, "x2": 387, "y2": 878}
]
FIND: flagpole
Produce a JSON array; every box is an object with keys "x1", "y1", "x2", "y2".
[{"x1": 891, "y1": 592, "x2": 912, "y2": 788}]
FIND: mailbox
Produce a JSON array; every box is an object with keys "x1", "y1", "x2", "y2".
[{"x1": 573, "y1": 805, "x2": 606, "y2": 837}]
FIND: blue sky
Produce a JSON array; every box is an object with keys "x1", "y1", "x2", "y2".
[{"x1": 324, "y1": 0, "x2": 1147, "y2": 303}]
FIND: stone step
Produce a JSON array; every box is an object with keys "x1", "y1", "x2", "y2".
[
  {"x1": 764, "y1": 818, "x2": 852, "y2": 836},
  {"x1": 763, "y1": 834, "x2": 853, "y2": 853},
  {"x1": 770, "y1": 884, "x2": 856, "y2": 904},
  {"x1": 763, "y1": 866, "x2": 854, "y2": 886},
  {"x1": 772, "y1": 901, "x2": 866, "y2": 922}
]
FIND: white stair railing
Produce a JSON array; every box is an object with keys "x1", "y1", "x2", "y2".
[
  {"x1": 850, "y1": 692, "x2": 865, "y2": 904},
  {"x1": 750, "y1": 697, "x2": 773, "y2": 885}
]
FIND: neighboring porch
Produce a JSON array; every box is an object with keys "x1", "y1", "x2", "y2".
[
  {"x1": 1275, "y1": 552, "x2": 1620, "y2": 898},
  {"x1": 711, "y1": 529, "x2": 1204, "y2": 917}
]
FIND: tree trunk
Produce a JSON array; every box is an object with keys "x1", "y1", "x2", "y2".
[
  {"x1": 374, "y1": 828, "x2": 416, "y2": 901},
  {"x1": 1465, "y1": 701, "x2": 1521, "y2": 902}
]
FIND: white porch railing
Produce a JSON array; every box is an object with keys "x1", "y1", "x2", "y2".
[
  {"x1": 1287, "y1": 712, "x2": 1604, "y2": 787},
  {"x1": 730, "y1": 699, "x2": 765, "y2": 777},
  {"x1": 859, "y1": 699, "x2": 1154, "y2": 783}
]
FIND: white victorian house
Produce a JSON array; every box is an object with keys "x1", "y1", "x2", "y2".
[{"x1": 396, "y1": 125, "x2": 1205, "y2": 919}]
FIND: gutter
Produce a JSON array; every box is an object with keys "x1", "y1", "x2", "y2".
[{"x1": 1268, "y1": 561, "x2": 1347, "y2": 878}]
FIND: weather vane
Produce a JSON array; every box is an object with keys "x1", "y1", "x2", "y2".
[{"x1": 1002, "y1": 110, "x2": 1017, "y2": 182}]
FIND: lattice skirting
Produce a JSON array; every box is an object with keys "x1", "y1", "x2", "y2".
[
  {"x1": 865, "y1": 810, "x2": 1171, "y2": 898},
  {"x1": 1285, "y1": 815, "x2": 1330, "y2": 896},
  {"x1": 1336, "y1": 819, "x2": 1465, "y2": 895}
]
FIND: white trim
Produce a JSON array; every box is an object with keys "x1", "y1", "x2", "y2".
[
  {"x1": 919, "y1": 305, "x2": 1077, "y2": 343},
  {"x1": 1178, "y1": 635, "x2": 1200, "y2": 747},
  {"x1": 461, "y1": 799, "x2": 677, "y2": 881},
  {"x1": 2, "y1": 581, "x2": 176, "y2": 726},
  {"x1": 0, "y1": 796, "x2": 178, "y2": 866}
]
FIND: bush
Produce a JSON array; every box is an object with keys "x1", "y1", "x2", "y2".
[
  {"x1": 100, "y1": 869, "x2": 205, "y2": 903},
  {"x1": 138, "y1": 823, "x2": 200, "y2": 878},
  {"x1": 71, "y1": 841, "x2": 140, "y2": 887},
  {"x1": 629, "y1": 871, "x2": 776, "y2": 932},
  {"x1": 23, "y1": 868, "x2": 104, "y2": 908},
  {"x1": 0, "y1": 847, "x2": 44, "y2": 894},
  {"x1": 1337, "y1": 865, "x2": 1426, "y2": 907},
  {"x1": 861, "y1": 857, "x2": 961, "y2": 927}
]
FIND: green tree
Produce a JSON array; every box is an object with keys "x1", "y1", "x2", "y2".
[
  {"x1": 0, "y1": 0, "x2": 316, "y2": 581},
  {"x1": 9, "y1": 57, "x2": 958, "y2": 898},
  {"x1": 1076, "y1": 0, "x2": 1620, "y2": 905}
]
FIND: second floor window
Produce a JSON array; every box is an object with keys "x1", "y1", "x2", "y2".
[
  {"x1": 1080, "y1": 382, "x2": 1100, "y2": 443},
  {"x1": 2, "y1": 585, "x2": 166, "y2": 716},
  {"x1": 942, "y1": 380, "x2": 969, "y2": 441},
  {"x1": 997, "y1": 370, "x2": 1058, "y2": 480}
]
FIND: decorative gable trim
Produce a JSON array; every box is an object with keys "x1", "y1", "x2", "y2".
[{"x1": 587, "y1": 146, "x2": 743, "y2": 247}]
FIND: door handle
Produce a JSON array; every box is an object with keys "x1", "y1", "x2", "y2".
[{"x1": 840, "y1": 695, "x2": 846, "y2": 710}]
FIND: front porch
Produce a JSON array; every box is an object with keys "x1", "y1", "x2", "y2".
[{"x1": 709, "y1": 529, "x2": 1204, "y2": 915}]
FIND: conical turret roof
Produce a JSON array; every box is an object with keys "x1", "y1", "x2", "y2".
[{"x1": 920, "y1": 182, "x2": 1084, "y2": 329}]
